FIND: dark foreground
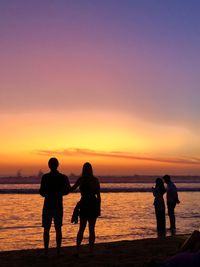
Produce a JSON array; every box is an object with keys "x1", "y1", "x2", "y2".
[{"x1": 0, "y1": 235, "x2": 187, "y2": 267}]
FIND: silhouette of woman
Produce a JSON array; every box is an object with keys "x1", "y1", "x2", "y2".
[
  {"x1": 71, "y1": 162, "x2": 101, "y2": 257},
  {"x1": 152, "y1": 178, "x2": 166, "y2": 236}
]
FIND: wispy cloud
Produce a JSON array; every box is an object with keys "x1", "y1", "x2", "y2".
[{"x1": 35, "y1": 148, "x2": 200, "y2": 165}]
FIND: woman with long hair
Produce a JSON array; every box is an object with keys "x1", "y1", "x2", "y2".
[
  {"x1": 71, "y1": 162, "x2": 101, "y2": 257},
  {"x1": 152, "y1": 178, "x2": 166, "y2": 236}
]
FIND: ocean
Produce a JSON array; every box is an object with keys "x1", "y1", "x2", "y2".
[{"x1": 0, "y1": 182, "x2": 200, "y2": 251}]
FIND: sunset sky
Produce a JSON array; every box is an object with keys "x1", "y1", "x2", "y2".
[{"x1": 1, "y1": 0, "x2": 200, "y2": 176}]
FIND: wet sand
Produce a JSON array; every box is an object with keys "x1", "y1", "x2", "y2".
[{"x1": 0, "y1": 235, "x2": 187, "y2": 267}]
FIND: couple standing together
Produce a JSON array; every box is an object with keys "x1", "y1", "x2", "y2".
[
  {"x1": 152, "y1": 175, "x2": 180, "y2": 236},
  {"x1": 39, "y1": 157, "x2": 101, "y2": 257}
]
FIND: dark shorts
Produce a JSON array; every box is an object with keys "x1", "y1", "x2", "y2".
[{"x1": 42, "y1": 208, "x2": 63, "y2": 229}]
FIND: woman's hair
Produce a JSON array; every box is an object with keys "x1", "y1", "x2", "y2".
[
  {"x1": 155, "y1": 178, "x2": 166, "y2": 195},
  {"x1": 82, "y1": 162, "x2": 93, "y2": 177}
]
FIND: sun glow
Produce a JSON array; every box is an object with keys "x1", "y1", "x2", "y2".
[{"x1": 1, "y1": 110, "x2": 199, "y2": 175}]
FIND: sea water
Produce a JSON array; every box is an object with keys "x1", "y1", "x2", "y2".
[{"x1": 0, "y1": 183, "x2": 200, "y2": 251}]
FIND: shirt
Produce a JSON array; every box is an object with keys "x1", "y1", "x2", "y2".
[
  {"x1": 166, "y1": 181, "x2": 178, "y2": 203},
  {"x1": 39, "y1": 170, "x2": 70, "y2": 209}
]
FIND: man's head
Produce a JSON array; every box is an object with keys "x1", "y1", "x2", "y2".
[
  {"x1": 48, "y1": 157, "x2": 59, "y2": 171},
  {"x1": 163, "y1": 174, "x2": 171, "y2": 184}
]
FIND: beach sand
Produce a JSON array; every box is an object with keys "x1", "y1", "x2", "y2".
[{"x1": 0, "y1": 235, "x2": 188, "y2": 267}]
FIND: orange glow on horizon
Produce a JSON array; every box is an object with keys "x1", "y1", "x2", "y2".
[{"x1": 1, "y1": 111, "x2": 200, "y2": 176}]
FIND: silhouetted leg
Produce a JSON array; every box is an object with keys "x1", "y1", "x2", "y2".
[
  {"x1": 55, "y1": 227, "x2": 62, "y2": 255},
  {"x1": 155, "y1": 209, "x2": 166, "y2": 237},
  {"x1": 43, "y1": 228, "x2": 50, "y2": 255},
  {"x1": 170, "y1": 214, "x2": 176, "y2": 231},
  {"x1": 161, "y1": 210, "x2": 166, "y2": 236},
  {"x1": 76, "y1": 217, "x2": 87, "y2": 256},
  {"x1": 168, "y1": 202, "x2": 176, "y2": 231},
  {"x1": 88, "y1": 218, "x2": 97, "y2": 255},
  {"x1": 155, "y1": 208, "x2": 160, "y2": 232}
]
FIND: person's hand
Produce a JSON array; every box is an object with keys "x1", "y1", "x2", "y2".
[{"x1": 98, "y1": 209, "x2": 101, "y2": 217}]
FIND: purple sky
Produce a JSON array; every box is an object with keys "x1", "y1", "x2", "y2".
[{"x1": 0, "y1": 1, "x2": 200, "y2": 175}]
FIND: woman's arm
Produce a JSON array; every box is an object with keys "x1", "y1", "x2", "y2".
[
  {"x1": 96, "y1": 179, "x2": 101, "y2": 216},
  {"x1": 71, "y1": 177, "x2": 81, "y2": 192},
  {"x1": 152, "y1": 186, "x2": 156, "y2": 197}
]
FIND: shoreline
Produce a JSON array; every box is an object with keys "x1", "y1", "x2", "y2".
[{"x1": 0, "y1": 235, "x2": 188, "y2": 267}]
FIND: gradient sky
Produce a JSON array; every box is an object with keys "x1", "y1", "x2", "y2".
[{"x1": 1, "y1": 0, "x2": 200, "y2": 176}]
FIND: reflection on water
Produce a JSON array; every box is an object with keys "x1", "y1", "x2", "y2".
[
  {"x1": 1, "y1": 183, "x2": 200, "y2": 190},
  {"x1": 0, "y1": 192, "x2": 199, "y2": 251}
]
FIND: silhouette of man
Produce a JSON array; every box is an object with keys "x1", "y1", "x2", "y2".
[
  {"x1": 163, "y1": 175, "x2": 180, "y2": 232},
  {"x1": 39, "y1": 157, "x2": 70, "y2": 256}
]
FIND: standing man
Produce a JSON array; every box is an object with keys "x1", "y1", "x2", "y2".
[
  {"x1": 163, "y1": 174, "x2": 180, "y2": 233},
  {"x1": 39, "y1": 157, "x2": 71, "y2": 256}
]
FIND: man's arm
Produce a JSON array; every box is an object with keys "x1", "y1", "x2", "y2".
[
  {"x1": 175, "y1": 190, "x2": 180, "y2": 204},
  {"x1": 39, "y1": 175, "x2": 46, "y2": 197},
  {"x1": 173, "y1": 183, "x2": 180, "y2": 204},
  {"x1": 62, "y1": 176, "x2": 71, "y2": 195}
]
